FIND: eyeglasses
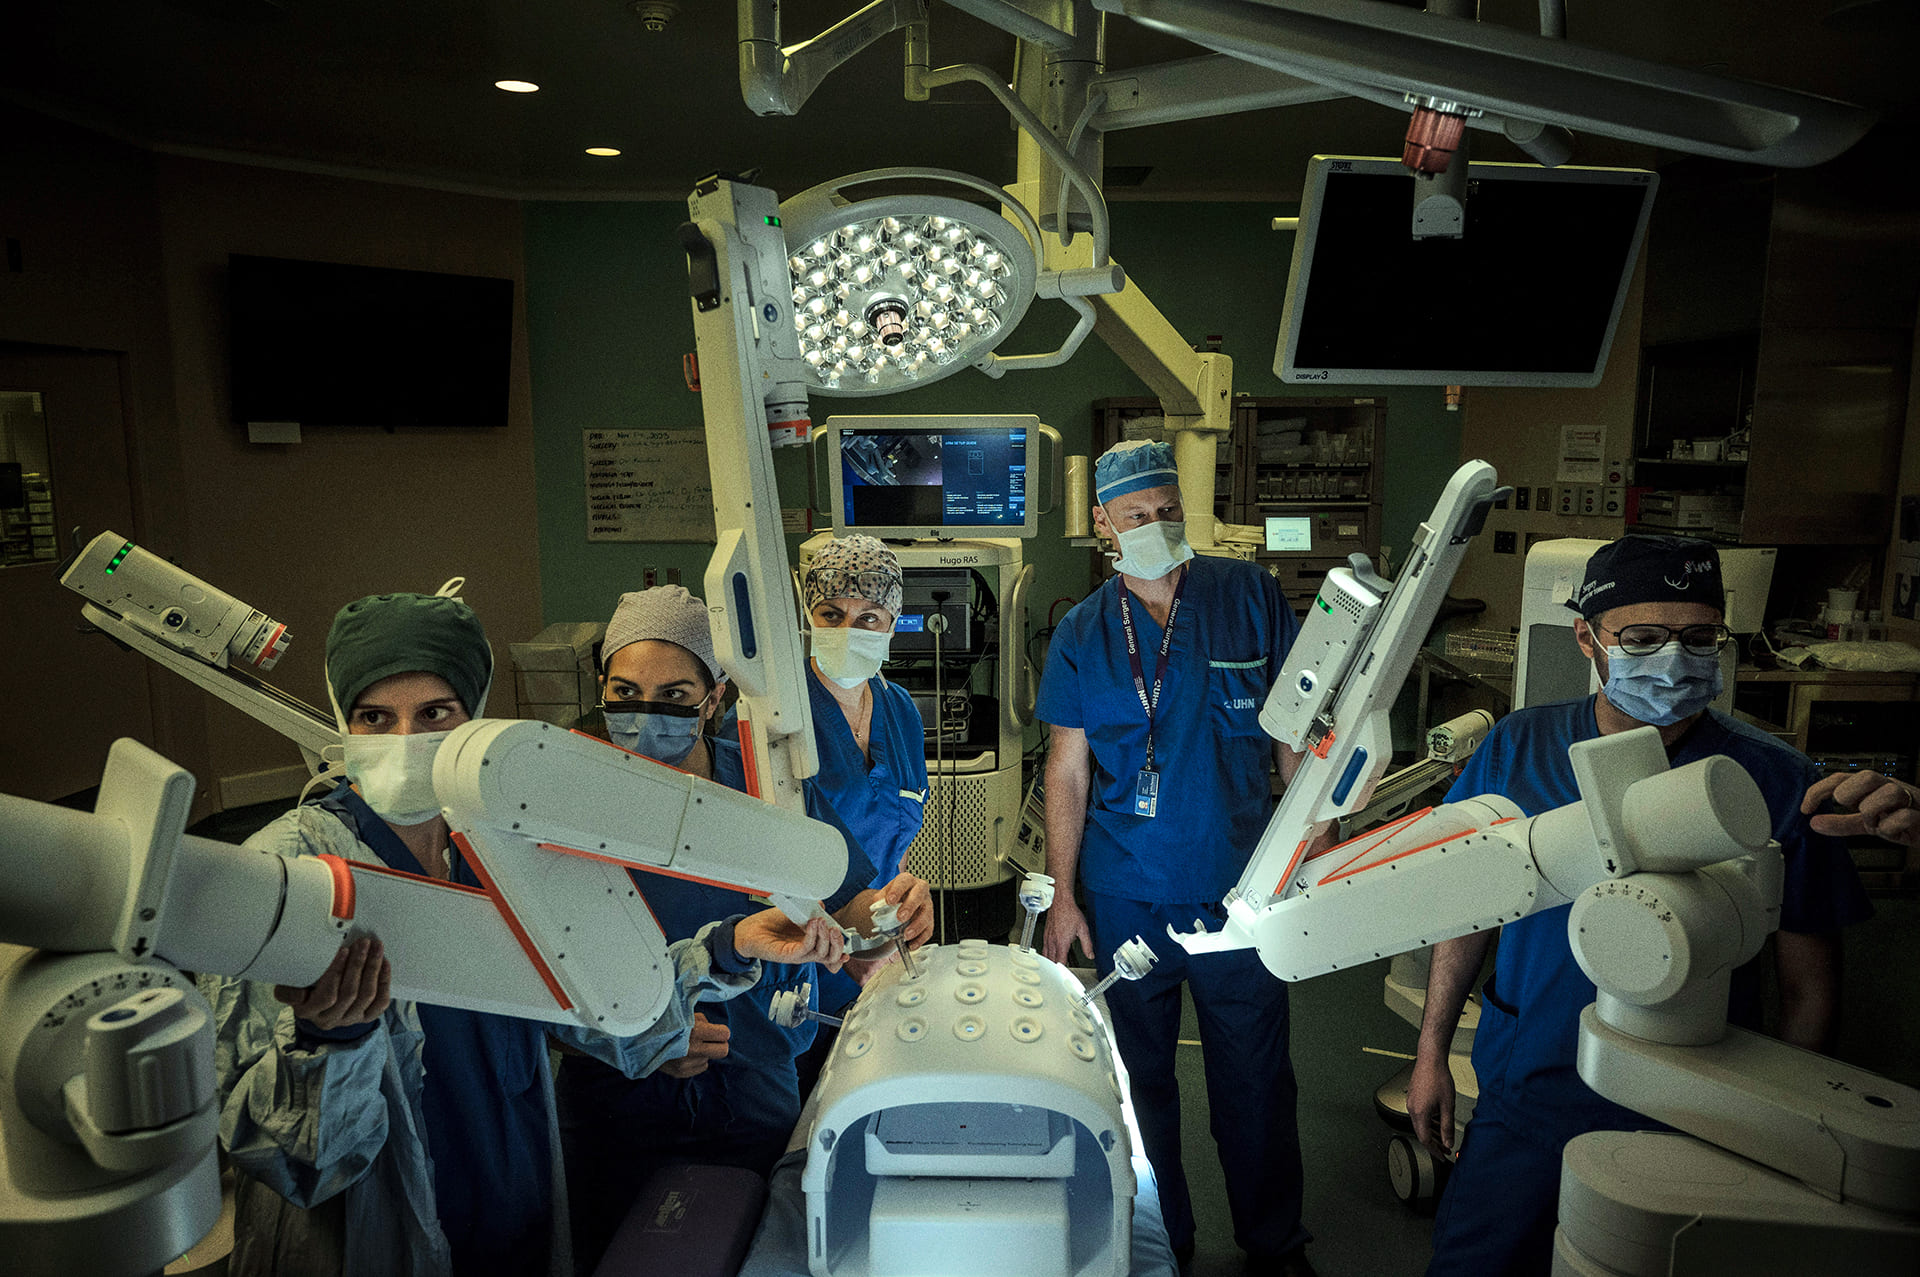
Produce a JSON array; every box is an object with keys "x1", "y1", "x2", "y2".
[
  {"x1": 807, "y1": 568, "x2": 901, "y2": 608},
  {"x1": 1600, "y1": 623, "x2": 1732, "y2": 656}
]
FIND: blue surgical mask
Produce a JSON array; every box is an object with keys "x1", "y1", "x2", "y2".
[
  {"x1": 1108, "y1": 516, "x2": 1193, "y2": 581},
  {"x1": 1600, "y1": 643, "x2": 1724, "y2": 726},
  {"x1": 604, "y1": 697, "x2": 707, "y2": 765}
]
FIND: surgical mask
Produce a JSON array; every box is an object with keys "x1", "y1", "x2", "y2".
[
  {"x1": 1108, "y1": 517, "x2": 1193, "y2": 581},
  {"x1": 1600, "y1": 642, "x2": 1724, "y2": 727},
  {"x1": 342, "y1": 731, "x2": 447, "y2": 825},
  {"x1": 604, "y1": 698, "x2": 707, "y2": 765},
  {"x1": 811, "y1": 625, "x2": 892, "y2": 688}
]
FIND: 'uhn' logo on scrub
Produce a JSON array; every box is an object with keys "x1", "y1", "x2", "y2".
[{"x1": 1226, "y1": 697, "x2": 1258, "y2": 710}]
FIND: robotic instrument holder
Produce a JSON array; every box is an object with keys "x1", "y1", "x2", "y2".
[{"x1": 798, "y1": 941, "x2": 1136, "y2": 1277}]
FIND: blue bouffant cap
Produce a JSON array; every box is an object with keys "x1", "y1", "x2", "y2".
[
  {"x1": 1568, "y1": 535, "x2": 1724, "y2": 620},
  {"x1": 1094, "y1": 439, "x2": 1181, "y2": 503}
]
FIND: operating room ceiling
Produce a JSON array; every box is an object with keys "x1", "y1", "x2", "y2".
[{"x1": 8, "y1": 1, "x2": 1918, "y2": 201}]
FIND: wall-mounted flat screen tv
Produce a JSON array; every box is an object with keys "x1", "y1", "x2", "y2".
[
  {"x1": 1275, "y1": 157, "x2": 1657, "y2": 388},
  {"x1": 229, "y1": 254, "x2": 513, "y2": 428}
]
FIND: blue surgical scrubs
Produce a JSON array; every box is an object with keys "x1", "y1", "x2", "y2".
[
  {"x1": 554, "y1": 736, "x2": 875, "y2": 1272},
  {"x1": 1036, "y1": 555, "x2": 1307, "y2": 1260},
  {"x1": 1426, "y1": 698, "x2": 1873, "y2": 1277},
  {"x1": 806, "y1": 671, "x2": 928, "y2": 1016},
  {"x1": 807, "y1": 671, "x2": 929, "y2": 888},
  {"x1": 312, "y1": 784, "x2": 560, "y2": 1276}
]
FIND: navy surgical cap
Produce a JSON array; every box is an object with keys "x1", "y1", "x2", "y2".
[
  {"x1": 1094, "y1": 439, "x2": 1180, "y2": 503},
  {"x1": 1567, "y1": 535, "x2": 1724, "y2": 621},
  {"x1": 327, "y1": 592, "x2": 493, "y2": 721}
]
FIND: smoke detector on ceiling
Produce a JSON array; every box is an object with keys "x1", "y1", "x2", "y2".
[{"x1": 631, "y1": 1, "x2": 678, "y2": 33}]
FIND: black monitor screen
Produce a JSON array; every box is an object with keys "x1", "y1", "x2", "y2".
[
  {"x1": 229, "y1": 254, "x2": 513, "y2": 428},
  {"x1": 839, "y1": 427, "x2": 1028, "y2": 530},
  {"x1": 1277, "y1": 158, "x2": 1655, "y2": 387}
]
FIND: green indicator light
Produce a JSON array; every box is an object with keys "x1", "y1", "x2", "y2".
[
  {"x1": 1316, "y1": 596, "x2": 1331, "y2": 613},
  {"x1": 106, "y1": 542, "x2": 134, "y2": 574},
  {"x1": 764, "y1": 215, "x2": 781, "y2": 227}
]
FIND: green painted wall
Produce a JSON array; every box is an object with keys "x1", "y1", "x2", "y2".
[{"x1": 524, "y1": 199, "x2": 1463, "y2": 633}]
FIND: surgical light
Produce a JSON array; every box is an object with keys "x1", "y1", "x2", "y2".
[{"x1": 777, "y1": 169, "x2": 1041, "y2": 396}]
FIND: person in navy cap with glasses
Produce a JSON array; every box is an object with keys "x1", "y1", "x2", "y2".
[{"x1": 1411, "y1": 534, "x2": 1872, "y2": 1276}]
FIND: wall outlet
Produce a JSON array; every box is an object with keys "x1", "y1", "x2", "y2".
[
  {"x1": 1537, "y1": 486, "x2": 1553, "y2": 512},
  {"x1": 1493, "y1": 530, "x2": 1517, "y2": 554},
  {"x1": 1601, "y1": 487, "x2": 1624, "y2": 517},
  {"x1": 1578, "y1": 486, "x2": 1600, "y2": 516},
  {"x1": 1514, "y1": 486, "x2": 1530, "y2": 511},
  {"x1": 1555, "y1": 485, "x2": 1576, "y2": 516}
]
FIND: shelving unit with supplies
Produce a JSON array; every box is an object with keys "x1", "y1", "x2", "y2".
[{"x1": 1092, "y1": 395, "x2": 1386, "y2": 609}]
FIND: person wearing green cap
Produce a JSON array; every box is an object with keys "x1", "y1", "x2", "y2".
[{"x1": 200, "y1": 591, "x2": 849, "y2": 1277}]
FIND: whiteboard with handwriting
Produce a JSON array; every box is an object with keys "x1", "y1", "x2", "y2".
[{"x1": 583, "y1": 429, "x2": 715, "y2": 542}]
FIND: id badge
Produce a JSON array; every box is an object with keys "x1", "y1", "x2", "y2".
[{"x1": 1133, "y1": 766, "x2": 1160, "y2": 818}]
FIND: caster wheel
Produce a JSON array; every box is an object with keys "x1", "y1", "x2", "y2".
[{"x1": 1386, "y1": 1133, "x2": 1447, "y2": 1213}]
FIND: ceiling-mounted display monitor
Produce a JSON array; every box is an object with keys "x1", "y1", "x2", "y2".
[
  {"x1": 827, "y1": 415, "x2": 1038, "y2": 540},
  {"x1": 1275, "y1": 157, "x2": 1657, "y2": 388}
]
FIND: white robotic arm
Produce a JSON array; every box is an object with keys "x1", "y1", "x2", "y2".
[
  {"x1": 60, "y1": 531, "x2": 340, "y2": 774},
  {"x1": 1175, "y1": 458, "x2": 1507, "y2": 968},
  {"x1": 0, "y1": 722, "x2": 849, "y2": 1276}
]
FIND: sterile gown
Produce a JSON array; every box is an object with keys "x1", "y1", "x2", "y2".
[{"x1": 201, "y1": 782, "x2": 765, "y2": 1277}]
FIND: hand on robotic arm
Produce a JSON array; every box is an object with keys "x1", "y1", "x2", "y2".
[{"x1": 1803, "y1": 770, "x2": 1920, "y2": 847}]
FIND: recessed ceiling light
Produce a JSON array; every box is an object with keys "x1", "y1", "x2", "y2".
[
  {"x1": 585, "y1": 147, "x2": 623, "y2": 157},
  {"x1": 494, "y1": 80, "x2": 540, "y2": 94}
]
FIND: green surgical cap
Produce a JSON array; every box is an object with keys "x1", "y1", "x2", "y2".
[{"x1": 326, "y1": 593, "x2": 492, "y2": 723}]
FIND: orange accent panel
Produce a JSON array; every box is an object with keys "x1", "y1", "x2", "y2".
[
  {"x1": 534, "y1": 841, "x2": 757, "y2": 895},
  {"x1": 349, "y1": 860, "x2": 490, "y2": 895},
  {"x1": 1303, "y1": 807, "x2": 1433, "y2": 865},
  {"x1": 1309, "y1": 731, "x2": 1336, "y2": 760},
  {"x1": 735, "y1": 714, "x2": 764, "y2": 800},
  {"x1": 450, "y1": 832, "x2": 573, "y2": 1012},
  {"x1": 315, "y1": 854, "x2": 356, "y2": 920},
  {"x1": 1318, "y1": 828, "x2": 1479, "y2": 886},
  {"x1": 1273, "y1": 840, "x2": 1312, "y2": 898}
]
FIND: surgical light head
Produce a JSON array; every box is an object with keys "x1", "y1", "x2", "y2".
[
  {"x1": 62, "y1": 531, "x2": 290, "y2": 671},
  {"x1": 779, "y1": 169, "x2": 1040, "y2": 395}
]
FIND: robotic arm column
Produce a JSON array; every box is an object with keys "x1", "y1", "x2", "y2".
[{"x1": 681, "y1": 178, "x2": 822, "y2": 827}]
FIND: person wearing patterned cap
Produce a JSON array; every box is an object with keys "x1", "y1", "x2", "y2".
[
  {"x1": 800, "y1": 534, "x2": 929, "y2": 892},
  {"x1": 1036, "y1": 439, "x2": 1315, "y2": 1276},
  {"x1": 1412, "y1": 535, "x2": 1871, "y2": 1276},
  {"x1": 200, "y1": 590, "x2": 849, "y2": 1277},
  {"x1": 786, "y1": 534, "x2": 932, "y2": 1076},
  {"x1": 555, "y1": 583, "x2": 927, "y2": 1272}
]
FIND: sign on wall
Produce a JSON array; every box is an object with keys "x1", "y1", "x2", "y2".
[{"x1": 584, "y1": 428, "x2": 715, "y2": 543}]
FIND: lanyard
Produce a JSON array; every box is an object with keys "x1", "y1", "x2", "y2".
[{"x1": 1116, "y1": 568, "x2": 1188, "y2": 769}]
